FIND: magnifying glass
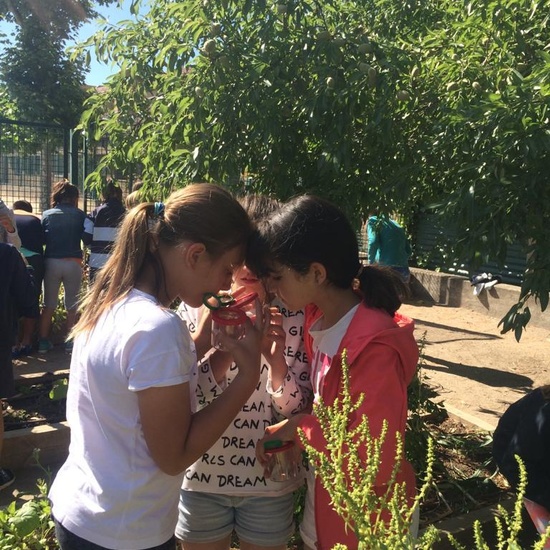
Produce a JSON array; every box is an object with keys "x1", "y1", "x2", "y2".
[{"x1": 202, "y1": 292, "x2": 235, "y2": 310}]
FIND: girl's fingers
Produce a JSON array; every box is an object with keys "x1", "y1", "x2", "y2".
[
  {"x1": 255, "y1": 419, "x2": 294, "y2": 465},
  {"x1": 256, "y1": 439, "x2": 268, "y2": 465},
  {"x1": 258, "y1": 301, "x2": 270, "y2": 333},
  {"x1": 266, "y1": 325, "x2": 285, "y2": 340}
]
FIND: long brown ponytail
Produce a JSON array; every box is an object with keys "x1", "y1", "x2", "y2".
[{"x1": 73, "y1": 183, "x2": 250, "y2": 336}]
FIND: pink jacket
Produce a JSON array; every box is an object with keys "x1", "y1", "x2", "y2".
[{"x1": 298, "y1": 303, "x2": 419, "y2": 550}]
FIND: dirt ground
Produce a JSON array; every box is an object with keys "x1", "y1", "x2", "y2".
[{"x1": 400, "y1": 301, "x2": 550, "y2": 431}]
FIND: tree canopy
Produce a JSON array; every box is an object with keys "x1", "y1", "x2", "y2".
[
  {"x1": 0, "y1": 0, "x2": 115, "y2": 40},
  {"x1": 78, "y1": 0, "x2": 550, "y2": 337},
  {"x1": 0, "y1": 0, "x2": 118, "y2": 126}
]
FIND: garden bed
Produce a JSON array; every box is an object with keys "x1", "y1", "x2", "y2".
[
  {"x1": 3, "y1": 381, "x2": 67, "y2": 432},
  {"x1": 3, "y1": 386, "x2": 513, "y2": 530}
]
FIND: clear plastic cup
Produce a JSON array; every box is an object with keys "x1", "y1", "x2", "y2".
[
  {"x1": 263, "y1": 440, "x2": 299, "y2": 481},
  {"x1": 232, "y1": 292, "x2": 258, "y2": 321},
  {"x1": 211, "y1": 308, "x2": 247, "y2": 350}
]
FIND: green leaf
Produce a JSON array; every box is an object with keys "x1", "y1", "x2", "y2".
[
  {"x1": 9, "y1": 501, "x2": 42, "y2": 537},
  {"x1": 49, "y1": 378, "x2": 68, "y2": 401}
]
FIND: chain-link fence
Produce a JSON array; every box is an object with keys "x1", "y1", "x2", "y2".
[
  {"x1": 0, "y1": 118, "x2": 129, "y2": 215},
  {"x1": 0, "y1": 118, "x2": 71, "y2": 215}
]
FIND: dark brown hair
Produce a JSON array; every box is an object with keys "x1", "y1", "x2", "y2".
[
  {"x1": 13, "y1": 200, "x2": 33, "y2": 212},
  {"x1": 102, "y1": 179, "x2": 123, "y2": 202},
  {"x1": 51, "y1": 179, "x2": 79, "y2": 207},
  {"x1": 251, "y1": 194, "x2": 408, "y2": 316}
]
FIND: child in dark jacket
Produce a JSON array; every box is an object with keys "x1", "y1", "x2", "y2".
[
  {"x1": 0, "y1": 243, "x2": 39, "y2": 490},
  {"x1": 493, "y1": 385, "x2": 550, "y2": 510}
]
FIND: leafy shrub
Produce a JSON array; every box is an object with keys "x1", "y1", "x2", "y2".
[
  {"x1": 0, "y1": 451, "x2": 56, "y2": 549},
  {"x1": 299, "y1": 350, "x2": 550, "y2": 549}
]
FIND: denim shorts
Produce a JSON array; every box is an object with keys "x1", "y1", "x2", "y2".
[{"x1": 175, "y1": 490, "x2": 295, "y2": 546}]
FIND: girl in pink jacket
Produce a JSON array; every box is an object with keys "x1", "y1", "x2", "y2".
[{"x1": 253, "y1": 195, "x2": 419, "y2": 550}]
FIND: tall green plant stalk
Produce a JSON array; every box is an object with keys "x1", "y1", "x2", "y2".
[
  {"x1": 299, "y1": 350, "x2": 439, "y2": 549},
  {"x1": 299, "y1": 350, "x2": 550, "y2": 550}
]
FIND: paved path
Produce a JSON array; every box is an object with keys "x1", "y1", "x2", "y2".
[{"x1": 401, "y1": 302, "x2": 550, "y2": 431}]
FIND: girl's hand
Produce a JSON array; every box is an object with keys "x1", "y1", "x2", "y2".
[
  {"x1": 261, "y1": 307, "x2": 288, "y2": 390},
  {"x1": 217, "y1": 299, "x2": 268, "y2": 388},
  {"x1": 0, "y1": 213, "x2": 15, "y2": 233},
  {"x1": 255, "y1": 415, "x2": 303, "y2": 467},
  {"x1": 191, "y1": 305, "x2": 213, "y2": 360},
  {"x1": 261, "y1": 307, "x2": 285, "y2": 359}
]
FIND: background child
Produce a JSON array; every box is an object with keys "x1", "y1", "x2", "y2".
[
  {"x1": 12, "y1": 199, "x2": 45, "y2": 357},
  {"x1": 48, "y1": 184, "x2": 264, "y2": 550},
  {"x1": 176, "y1": 194, "x2": 311, "y2": 550},
  {"x1": 0, "y1": 242, "x2": 39, "y2": 490},
  {"x1": 38, "y1": 180, "x2": 87, "y2": 353},
  {"x1": 493, "y1": 385, "x2": 550, "y2": 511},
  {"x1": 253, "y1": 195, "x2": 419, "y2": 550},
  {"x1": 367, "y1": 211, "x2": 412, "y2": 283},
  {"x1": 83, "y1": 178, "x2": 126, "y2": 282}
]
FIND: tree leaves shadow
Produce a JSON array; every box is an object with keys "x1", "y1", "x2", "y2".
[{"x1": 422, "y1": 354, "x2": 533, "y2": 390}]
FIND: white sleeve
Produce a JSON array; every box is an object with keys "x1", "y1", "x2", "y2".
[
  {"x1": 124, "y1": 312, "x2": 192, "y2": 391},
  {"x1": 84, "y1": 216, "x2": 94, "y2": 236},
  {"x1": 268, "y1": 306, "x2": 313, "y2": 419}
]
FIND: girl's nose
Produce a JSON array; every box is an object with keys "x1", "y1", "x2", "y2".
[{"x1": 265, "y1": 277, "x2": 277, "y2": 294}]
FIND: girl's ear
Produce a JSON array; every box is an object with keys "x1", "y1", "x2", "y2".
[
  {"x1": 185, "y1": 242, "x2": 207, "y2": 268},
  {"x1": 310, "y1": 262, "x2": 327, "y2": 285}
]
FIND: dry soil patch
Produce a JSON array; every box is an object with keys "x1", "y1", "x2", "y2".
[{"x1": 401, "y1": 302, "x2": 550, "y2": 430}]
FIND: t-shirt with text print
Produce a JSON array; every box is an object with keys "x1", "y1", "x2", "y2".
[{"x1": 177, "y1": 299, "x2": 311, "y2": 496}]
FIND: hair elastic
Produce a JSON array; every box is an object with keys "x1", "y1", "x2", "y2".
[
  {"x1": 153, "y1": 202, "x2": 165, "y2": 219},
  {"x1": 353, "y1": 264, "x2": 365, "y2": 291}
]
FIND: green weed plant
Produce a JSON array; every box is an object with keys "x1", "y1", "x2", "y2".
[
  {"x1": 0, "y1": 450, "x2": 56, "y2": 549},
  {"x1": 3, "y1": 353, "x2": 550, "y2": 549},
  {"x1": 299, "y1": 350, "x2": 550, "y2": 550}
]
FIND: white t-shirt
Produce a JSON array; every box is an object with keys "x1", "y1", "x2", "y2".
[
  {"x1": 49, "y1": 289, "x2": 193, "y2": 549},
  {"x1": 300, "y1": 304, "x2": 359, "y2": 549}
]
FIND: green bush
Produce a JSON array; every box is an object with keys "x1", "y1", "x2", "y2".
[{"x1": 0, "y1": 451, "x2": 56, "y2": 549}]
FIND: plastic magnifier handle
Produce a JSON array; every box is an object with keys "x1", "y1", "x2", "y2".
[
  {"x1": 232, "y1": 292, "x2": 258, "y2": 309},
  {"x1": 263, "y1": 439, "x2": 284, "y2": 450}
]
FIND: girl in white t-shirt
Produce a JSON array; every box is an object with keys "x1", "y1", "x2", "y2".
[{"x1": 49, "y1": 184, "x2": 265, "y2": 550}]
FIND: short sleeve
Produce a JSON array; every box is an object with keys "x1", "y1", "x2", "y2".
[{"x1": 123, "y1": 312, "x2": 194, "y2": 392}]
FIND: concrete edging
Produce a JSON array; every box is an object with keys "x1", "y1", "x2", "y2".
[
  {"x1": 3, "y1": 421, "x2": 69, "y2": 471},
  {"x1": 410, "y1": 267, "x2": 549, "y2": 331}
]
